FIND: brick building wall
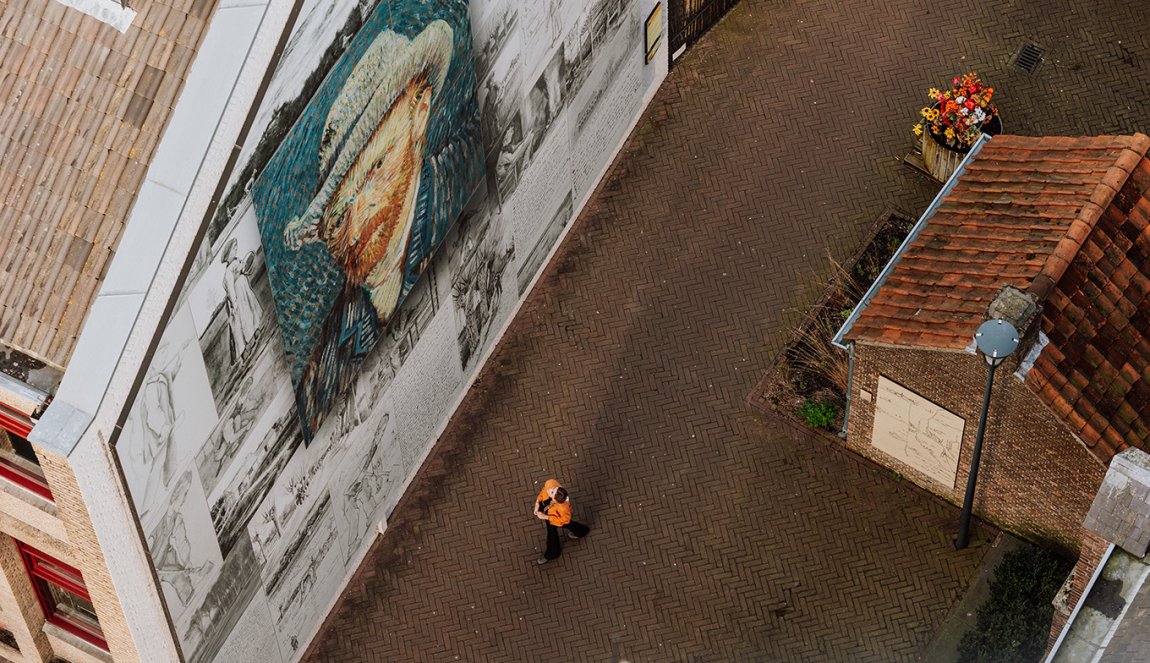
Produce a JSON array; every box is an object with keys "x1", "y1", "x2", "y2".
[
  {"x1": 1046, "y1": 527, "x2": 1111, "y2": 651},
  {"x1": 0, "y1": 445, "x2": 142, "y2": 663},
  {"x1": 846, "y1": 343, "x2": 1106, "y2": 553}
]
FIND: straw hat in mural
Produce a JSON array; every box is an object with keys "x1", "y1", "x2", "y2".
[{"x1": 284, "y1": 20, "x2": 454, "y2": 321}]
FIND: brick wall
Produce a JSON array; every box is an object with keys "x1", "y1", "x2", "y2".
[
  {"x1": 846, "y1": 343, "x2": 1106, "y2": 553},
  {"x1": 37, "y1": 448, "x2": 139, "y2": 663},
  {"x1": 1046, "y1": 527, "x2": 1110, "y2": 652},
  {"x1": 0, "y1": 447, "x2": 141, "y2": 662},
  {"x1": 0, "y1": 533, "x2": 54, "y2": 661}
]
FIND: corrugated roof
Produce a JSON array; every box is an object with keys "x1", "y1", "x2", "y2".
[{"x1": 0, "y1": 0, "x2": 215, "y2": 368}]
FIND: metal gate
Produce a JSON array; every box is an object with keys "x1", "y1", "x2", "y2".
[{"x1": 668, "y1": 0, "x2": 740, "y2": 63}]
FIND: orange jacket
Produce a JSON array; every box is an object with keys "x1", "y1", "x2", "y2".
[
  {"x1": 545, "y1": 500, "x2": 571, "y2": 527},
  {"x1": 536, "y1": 479, "x2": 571, "y2": 527}
]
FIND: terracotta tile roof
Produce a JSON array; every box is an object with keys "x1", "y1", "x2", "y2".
[
  {"x1": 0, "y1": 0, "x2": 215, "y2": 368},
  {"x1": 1027, "y1": 155, "x2": 1150, "y2": 464},
  {"x1": 845, "y1": 133, "x2": 1150, "y2": 465},
  {"x1": 846, "y1": 134, "x2": 1150, "y2": 351}
]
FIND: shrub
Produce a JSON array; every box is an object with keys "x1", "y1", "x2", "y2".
[
  {"x1": 956, "y1": 546, "x2": 1072, "y2": 663},
  {"x1": 798, "y1": 400, "x2": 838, "y2": 430}
]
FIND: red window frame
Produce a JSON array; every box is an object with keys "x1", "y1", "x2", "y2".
[
  {"x1": 0, "y1": 406, "x2": 52, "y2": 501},
  {"x1": 16, "y1": 543, "x2": 107, "y2": 651}
]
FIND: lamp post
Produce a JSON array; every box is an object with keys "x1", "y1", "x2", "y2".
[{"x1": 955, "y1": 318, "x2": 1019, "y2": 550}]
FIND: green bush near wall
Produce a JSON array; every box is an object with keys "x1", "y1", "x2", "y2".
[
  {"x1": 956, "y1": 546, "x2": 1072, "y2": 663},
  {"x1": 798, "y1": 399, "x2": 839, "y2": 430}
]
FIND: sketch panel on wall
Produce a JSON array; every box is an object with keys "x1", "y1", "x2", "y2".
[
  {"x1": 210, "y1": 593, "x2": 279, "y2": 663},
  {"x1": 518, "y1": 0, "x2": 584, "y2": 84},
  {"x1": 195, "y1": 338, "x2": 290, "y2": 496},
  {"x1": 516, "y1": 189, "x2": 573, "y2": 294},
  {"x1": 237, "y1": 0, "x2": 367, "y2": 173},
  {"x1": 185, "y1": 199, "x2": 279, "y2": 411},
  {"x1": 179, "y1": 536, "x2": 263, "y2": 663},
  {"x1": 252, "y1": 1, "x2": 485, "y2": 442},
  {"x1": 505, "y1": 124, "x2": 573, "y2": 272},
  {"x1": 447, "y1": 209, "x2": 516, "y2": 370},
  {"x1": 386, "y1": 302, "x2": 465, "y2": 474},
  {"x1": 871, "y1": 375, "x2": 966, "y2": 488},
  {"x1": 472, "y1": 0, "x2": 518, "y2": 84},
  {"x1": 333, "y1": 422, "x2": 404, "y2": 563},
  {"x1": 568, "y1": 0, "x2": 643, "y2": 197},
  {"x1": 145, "y1": 468, "x2": 224, "y2": 627},
  {"x1": 260, "y1": 490, "x2": 346, "y2": 657},
  {"x1": 120, "y1": 305, "x2": 219, "y2": 526},
  {"x1": 476, "y1": 20, "x2": 524, "y2": 212},
  {"x1": 246, "y1": 403, "x2": 384, "y2": 574},
  {"x1": 207, "y1": 383, "x2": 304, "y2": 558}
]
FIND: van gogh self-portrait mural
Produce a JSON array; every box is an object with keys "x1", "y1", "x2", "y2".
[{"x1": 254, "y1": 0, "x2": 483, "y2": 440}]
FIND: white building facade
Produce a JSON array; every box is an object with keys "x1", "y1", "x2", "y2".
[{"x1": 27, "y1": 0, "x2": 668, "y2": 660}]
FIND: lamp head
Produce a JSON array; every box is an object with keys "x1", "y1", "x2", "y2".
[{"x1": 975, "y1": 319, "x2": 1019, "y2": 367}]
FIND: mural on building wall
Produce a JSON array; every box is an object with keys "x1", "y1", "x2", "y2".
[
  {"x1": 116, "y1": 0, "x2": 663, "y2": 660},
  {"x1": 252, "y1": 1, "x2": 484, "y2": 441}
]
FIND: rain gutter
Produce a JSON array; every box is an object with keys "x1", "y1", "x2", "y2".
[{"x1": 831, "y1": 132, "x2": 993, "y2": 437}]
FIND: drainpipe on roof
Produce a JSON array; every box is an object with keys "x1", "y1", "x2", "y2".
[
  {"x1": 830, "y1": 133, "x2": 993, "y2": 436},
  {"x1": 838, "y1": 343, "x2": 853, "y2": 439}
]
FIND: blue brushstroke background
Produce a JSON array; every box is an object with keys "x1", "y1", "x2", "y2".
[{"x1": 252, "y1": 0, "x2": 484, "y2": 441}]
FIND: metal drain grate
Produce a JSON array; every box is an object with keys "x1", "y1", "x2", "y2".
[{"x1": 1014, "y1": 43, "x2": 1045, "y2": 72}]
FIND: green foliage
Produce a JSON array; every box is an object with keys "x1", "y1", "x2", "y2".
[
  {"x1": 956, "y1": 546, "x2": 1071, "y2": 663},
  {"x1": 798, "y1": 399, "x2": 839, "y2": 430}
]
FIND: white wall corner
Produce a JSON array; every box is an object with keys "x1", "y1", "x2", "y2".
[
  {"x1": 71, "y1": 433, "x2": 183, "y2": 662},
  {"x1": 53, "y1": 0, "x2": 136, "y2": 33},
  {"x1": 32, "y1": 0, "x2": 295, "y2": 659}
]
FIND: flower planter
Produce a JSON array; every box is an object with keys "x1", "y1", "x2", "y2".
[{"x1": 921, "y1": 113, "x2": 1002, "y2": 181}]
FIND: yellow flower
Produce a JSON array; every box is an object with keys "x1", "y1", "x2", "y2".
[
  {"x1": 920, "y1": 107, "x2": 932, "y2": 118},
  {"x1": 912, "y1": 124, "x2": 923, "y2": 136},
  {"x1": 944, "y1": 127, "x2": 956, "y2": 140},
  {"x1": 925, "y1": 109, "x2": 940, "y2": 122},
  {"x1": 928, "y1": 87, "x2": 941, "y2": 99}
]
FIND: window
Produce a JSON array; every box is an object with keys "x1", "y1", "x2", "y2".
[
  {"x1": 0, "y1": 414, "x2": 52, "y2": 501},
  {"x1": 16, "y1": 544, "x2": 106, "y2": 651}
]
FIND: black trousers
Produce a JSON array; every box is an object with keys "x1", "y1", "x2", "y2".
[{"x1": 544, "y1": 521, "x2": 590, "y2": 560}]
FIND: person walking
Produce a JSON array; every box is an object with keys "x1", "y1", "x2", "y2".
[{"x1": 533, "y1": 479, "x2": 590, "y2": 564}]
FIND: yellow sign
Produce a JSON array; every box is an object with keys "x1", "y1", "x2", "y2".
[{"x1": 645, "y1": 3, "x2": 663, "y2": 63}]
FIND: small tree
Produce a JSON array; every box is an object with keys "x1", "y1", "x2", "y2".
[{"x1": 956, "y1": 547, "x2": 1070, "y2": 663}]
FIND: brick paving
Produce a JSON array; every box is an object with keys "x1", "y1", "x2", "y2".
[{"x1": 304, "y1": 0, "x2": 1150, "y2": 660}]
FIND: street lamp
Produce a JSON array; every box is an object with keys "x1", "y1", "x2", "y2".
[{"x1": 955, "y1": 318, "x2": 1019, "y2": 550}]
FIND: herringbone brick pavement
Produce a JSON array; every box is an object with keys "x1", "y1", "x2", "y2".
[{"x1": 305, "y1": 0, "x2": 1150, "y2": 660}]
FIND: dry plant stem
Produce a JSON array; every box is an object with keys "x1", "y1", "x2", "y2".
[{"x1": 789, "y1": 304, "x2": 851, "y2": 393}]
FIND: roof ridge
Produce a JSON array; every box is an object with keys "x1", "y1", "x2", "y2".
[{"x1": 1027, "y1": 133, "x2": 1150, "y2": 301}]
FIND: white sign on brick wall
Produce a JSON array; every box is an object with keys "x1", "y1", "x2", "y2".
[{"x1": 871, "y1": 376, "x2": 966, "y2": 488}]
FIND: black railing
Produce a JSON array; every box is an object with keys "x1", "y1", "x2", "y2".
[{"x1": 667, "y1": 0, "x2": 740, "y2": 64}]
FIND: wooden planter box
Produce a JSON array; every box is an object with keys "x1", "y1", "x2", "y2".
[
  {"x1": 921, "y1": 132, "x2": 968, "y2": 181},
  {"x1": 921, "y1": 114, "x2": 1002, "y2": 182}
]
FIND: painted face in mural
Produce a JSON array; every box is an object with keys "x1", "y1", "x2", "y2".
[
  {"x1": 321, "y1": 77, "x2": 434, "y2": 313},
  {"x1": 282, "y1": 22, "x2": 455, "y2": 323}
]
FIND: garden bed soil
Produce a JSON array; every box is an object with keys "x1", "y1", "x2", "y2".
[{"x1": 747, "y1": 207, "x2": 916, "y2": 429}]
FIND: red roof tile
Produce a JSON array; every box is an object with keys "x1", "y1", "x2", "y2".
[
  {"x1": 847, "y1": 133, "x2": 1150, "y2": 464},
  {"x1": 847, "y1": 134, "x2": 1150, "y2": 351},
  {"x1": 1030, "y1": 152, "x2": 1150, "y2": 463}
]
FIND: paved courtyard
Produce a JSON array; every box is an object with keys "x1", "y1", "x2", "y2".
[{"x1": 305, "y1": 0, "x2": 1150, "y2": 660}]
